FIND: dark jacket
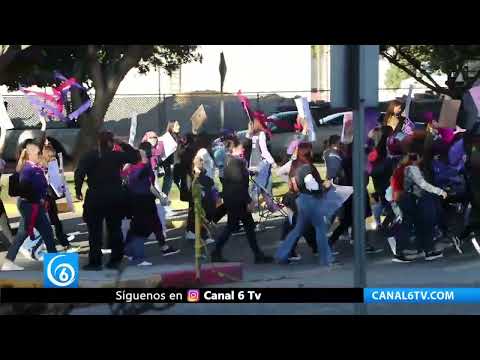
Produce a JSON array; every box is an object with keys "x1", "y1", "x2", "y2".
[
  {"x1": 74, "y1": 143, "x2": 137, "y2": 221},
  {"x1": 222, "y1": 155, "x2": 251, "y2": 212}
]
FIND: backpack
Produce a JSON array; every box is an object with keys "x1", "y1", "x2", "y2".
[{"x1": 8, "y1": 172, "x2": 21, "y2": 197}]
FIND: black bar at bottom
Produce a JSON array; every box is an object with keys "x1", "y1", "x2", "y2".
[{"x1": 0, "y1": 288, "x2": 364, "y2": 304}]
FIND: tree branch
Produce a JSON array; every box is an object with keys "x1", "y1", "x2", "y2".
[
  {"x1": 381, "y1": 50, "x2": 451, "y2": 97},
  {"x1": 395, "y1": 47, "x2": 443, "y2": 90},
  {"x1": 86, "y1": 45, "x2": 105, "y2": 93}
]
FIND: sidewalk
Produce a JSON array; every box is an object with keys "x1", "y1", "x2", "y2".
[{"x1": 0, "y1": 262, "x2": 243, "y2": 288}]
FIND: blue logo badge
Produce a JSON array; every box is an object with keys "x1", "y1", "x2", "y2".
[{"x1": 43, "y1": 253, "x2": 79, "y2": 288}]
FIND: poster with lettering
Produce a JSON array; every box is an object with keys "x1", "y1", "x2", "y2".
[
  {"x1": 294, "y1": 97, "x2": 316, "y2": 142},
  {"x1": 469, "y1": 85, "x2": 480, "y2": 116},
  {"x1": 190, "y1": 104, "x2": 207, "y2": 134},
  {"x1": 438, "y1": 99, "x2": 461, "y2": 129},
  {"x1": 341, "y1": 112, "x2": 354, "y2": 144}
]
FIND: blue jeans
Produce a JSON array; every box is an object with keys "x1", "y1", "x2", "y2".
[
  {"x1": 161, "y1": 165, "x2": 174, "y2": 196},
  {"x1": 275, "y1": 193, "x2": 333, "y2": 266},
  {"x1": 124, "y1": 233, "x2": 146, "y2": 264},
  {"x1": 7, "y1": 199, "x2": 57, "y2": 262}
]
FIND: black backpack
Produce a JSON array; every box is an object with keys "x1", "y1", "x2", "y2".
[
  {"x1": 8, "y1": 172, "x2": 34, "y2": 200},
  {"x1": 8, "y1": 172, "x2": 21, "y2": 197}
]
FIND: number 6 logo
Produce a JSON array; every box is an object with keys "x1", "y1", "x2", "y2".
[{"x1": 44, "y1": 253, "x2": 79, "y2": 288}]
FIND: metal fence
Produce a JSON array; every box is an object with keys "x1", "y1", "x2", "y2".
[{"x1": 2, "y1": 87, "x2": 435, "y2": 139}]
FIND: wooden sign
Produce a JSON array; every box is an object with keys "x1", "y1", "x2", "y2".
[{"x1": 190, "y1": 104, "x2": 207, "y2": 134}]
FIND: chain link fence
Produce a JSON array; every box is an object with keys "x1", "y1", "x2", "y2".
[{"x1": 2, "y1": 87, "x2": 439, "y2": 139}]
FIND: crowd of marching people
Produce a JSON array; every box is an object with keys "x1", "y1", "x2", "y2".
[{"x1": 1, "y1": 96, "x2": 480, "y2": 271}]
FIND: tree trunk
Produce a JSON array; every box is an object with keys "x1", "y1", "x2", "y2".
[{"x1": 71, "y1": 98, "x2": 111, "y2": 167}]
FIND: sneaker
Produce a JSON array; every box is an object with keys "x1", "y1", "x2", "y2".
[
  {"x1": 137, "y1": 261, "x2": 152, "y2": 267},
  {"x1": 403, "y1": 249, "x2": 418, "y2": 256},
  {"x1": 387, "y1": 237, "x2": 397, "y2": 256},
  {"x1": 63, "y1": 245, "x2": 81, "y2": 253},
  {"x1": 366, "y1": 246, "x2": 383, "y2": 254},
  {"x1": 1, "y1": 260, "x2": 24, "y2": 271},
  {"x1": 18, "y1": 246, "x2": 34, "y2": 260},
  {"x1": 161, "y1": 246, "x2": 180, "y2": 257},
  {"x1": 392, "y1": 255, "x2": 414, "y2": 263},
  {"x1": 288, "y1": 253, "x2": 302, "y2": 261},
  {"x1": 204, "y1": 238, "x2": 215, "y2": 245},
  {"x1": 425, "y1": 251, "x2": 444, "y2": 261},
  {"x1": 185, "y1": 231, "x2": 196, "y2": 240},
  {"x1": 254, "y1": 255, "x2": 274, "y2": 264},
  {"x1": 331, "y1": 248, "x2": 340, "y2": 256},
  {"x1": 472, "y1": 236, "x2": 480, "y2": 255},
  {"x1": 82, "y1": 264, "x2": 103, "y2": 271},
  {"x1": 67, "y1": 235, "x2": 75, "y2": 242}
]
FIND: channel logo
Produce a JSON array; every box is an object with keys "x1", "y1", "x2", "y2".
[
  {"x1": 187, "y1": 289, "x2": 200, "y2": 302},
  {"x1": 43, "y1": 253, "x2": 79, "y2": 288}
]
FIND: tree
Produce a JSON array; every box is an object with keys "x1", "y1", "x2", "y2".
[
  {"x1": 0, "y1": 45, "x2": 31, "y2": 83},
  {"x1": 384, "y1": 65, "x2": 409, "y2": 89},
  {"x1": 380, "y1": 45, "x2": 480, "y2": 99},
  {"x1": 1, "y1": 45, "x2": 202, "y2": 162}
]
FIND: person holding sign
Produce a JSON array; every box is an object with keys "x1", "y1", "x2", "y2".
[
  {"x1": 39, "y1": 143, "x2": 79, "y2": 253},
  {"x1": 159, "y1": 120, "x2": 181, "y2": 197},
  {"x1": 381, "y1": 100, "x2": 415, "y2": 165},
  {"x1": 2, "y1": 141, "x2": 58, "y2": 271}
]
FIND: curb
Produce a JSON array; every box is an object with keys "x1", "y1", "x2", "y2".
[{"x1": 0, "y1": 263, "x2": 243, "y2": 289}]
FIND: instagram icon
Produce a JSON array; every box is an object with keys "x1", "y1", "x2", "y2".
[{"x1": 187, "y1": 289, "x2": 200, "y2": 302}]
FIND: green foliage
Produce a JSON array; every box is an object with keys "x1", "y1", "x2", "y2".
[
  {"x1": 380, "y1": 45, "x2": 480, "y2": 98},
  {"x1": 384, "y1": 65, "x2": 410, "y2": 88},
  {"x1": 1, "y1": 45, "x2": 202, "y2": 90}
]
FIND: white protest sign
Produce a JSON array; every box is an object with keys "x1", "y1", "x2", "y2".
[
  {"x1": 0, "y1": 94, "x2": 14, "y2": 130},
  {"x1": 402, "y1": 84, "x2": 414, "y2": 119},
  {"x1": 294, "y1": 97, "x2": 316, "y2": 142},
  {"x1": 128, "y1": 113, "x2": 137, "y2": 146},
  {"x1": 58, "y1": 152, "x2": 74, "y2": 212},
  {"x1": 47, "y1": 159, "x2": 65, "y2": 198},
  {"x1": 159, "y1": 131, "x2": 178, "y2": 161},
  {"x1": 341, "y1": 112, "x2": 354, "y2": 144}
]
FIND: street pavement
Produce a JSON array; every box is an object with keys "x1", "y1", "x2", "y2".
[{"x1": 2, "y1": 207, "x2": 480, "y2": 315}]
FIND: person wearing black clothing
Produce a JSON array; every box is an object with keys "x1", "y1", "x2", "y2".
[
  {"x1": 329, "y1": 143, "x2": 380, "y2": 253},
  {"x1": 160, "y1": 120, "x2": 181, "y2": 196},
  {"x1": 74, "y1": 131, "x2": 138, "y2": 271},
  {"x1": 211, "y1": 138, "x2": 273, "y2": 264}
]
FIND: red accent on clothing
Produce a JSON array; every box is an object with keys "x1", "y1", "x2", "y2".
[{"x1": 27, "y1": 203, "x2": 40, "y2": 240}]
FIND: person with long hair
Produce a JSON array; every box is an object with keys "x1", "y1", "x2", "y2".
[
  {"x1": 275, "y1": 142, "x2": 335, "y2": 266},
  {"x1": 391, "y1": 139, "x2": 448, "y2": 262},
  {"x1": 74, "y1": 131, "x2": 138, "y2": 271},
  {"x1": 382, "y1": 99, "x2": 415, "y2": 163},
  {"x1": 122, "y1": 142, "x2": 179, "y2": 266},
  {"x1": 369, "y1": 126, "x2": 394, "y2": 228},
  {"x1": 160, "y1": 120, "x2": 181, "y2": 196},
  {"x1": 183, "y1": 133, "x2": 217, "y2": 243},
  {"x1": 247, "y1": 114, "x2": 277, "y2": 204},
  {"x1": 210, "y1": 137, "x2": 273, "y2": 264},
  {"x1": 30, "y1": 142, "x2": 80, "y2": 254},
  {"x1": 1, "y1": 141, "x2": 58, "y2": 271}
]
